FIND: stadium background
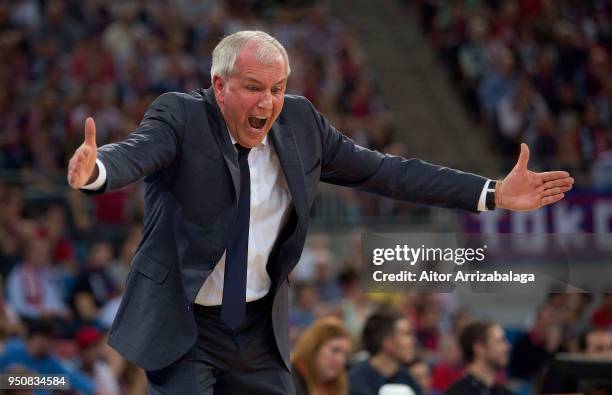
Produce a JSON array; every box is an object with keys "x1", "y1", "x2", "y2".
[{"x1": 0, "y1": 0, "x2": 611, "y2": 394}]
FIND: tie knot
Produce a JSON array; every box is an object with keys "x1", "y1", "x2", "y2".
[{"x1": 235, "y1": 144, "x2": 251, "y2": 159}]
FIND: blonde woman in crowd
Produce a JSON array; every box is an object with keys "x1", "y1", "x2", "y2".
[{"x1": 292, "y1": 317, "x2": 352, "y2": 395}]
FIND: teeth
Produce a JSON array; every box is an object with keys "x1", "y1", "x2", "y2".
[{"x1": 254, "y1": 116, "x2": 266, "y2": 120}]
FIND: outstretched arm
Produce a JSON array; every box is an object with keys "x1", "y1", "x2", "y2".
[
  {"x1": 312, "y1": 101, "x2": 572, "y2": 212},
  {"x1": 312, "y1": 104, "x2": 488, "y2": 212}
]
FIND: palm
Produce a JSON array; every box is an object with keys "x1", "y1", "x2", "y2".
[
  {"x1": 497, "y1": 144, "x2": 574, "y2": 211},
  {"x1": 67, "y1": 117, "x2": 97, "y2": 189}
]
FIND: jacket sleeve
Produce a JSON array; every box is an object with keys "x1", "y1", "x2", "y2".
[
  {"x1": 309, "y1": 101, "x2": 488, "y2": 212},
  {"x1": 87, "y1": 92, "x2": 185, "y2": 193}
]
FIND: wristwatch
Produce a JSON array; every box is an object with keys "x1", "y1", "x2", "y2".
[{"x1": 486, "y1": 180, "x2": 497, "y2": 210}]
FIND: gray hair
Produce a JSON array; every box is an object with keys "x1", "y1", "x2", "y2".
[{"x1": 210, "y1": 30, "x2": 291, "y2": 83}]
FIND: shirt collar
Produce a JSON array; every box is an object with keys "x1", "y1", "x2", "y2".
[
  {"x1": 465, "y1": 373, "x2": 495, "y2": 390},
  {"x1": 227, "y1": 127, "x2": 268, "y2": 148}
]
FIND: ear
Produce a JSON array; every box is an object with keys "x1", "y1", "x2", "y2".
[
  {"x1": 212, "y1": 74, "x2": 225, "y2": 105},
  {"x1": 381, "y1": 337, "x2": 392, "y2": 354},
  {"x1": 473, "y1": 342, "x2": 484, "y2": 359}
]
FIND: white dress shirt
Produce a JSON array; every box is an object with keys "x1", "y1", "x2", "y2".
[
  {"x1": 82, "y1": 133, "x2": 491, "y2": 305},
  {"x1": 194, "y1": 133, "x2": 291, "y2": 305}
]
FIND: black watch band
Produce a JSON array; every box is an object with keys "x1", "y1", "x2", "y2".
[{"x1": 486, "y1": 180, "x2": 497, "y2": 210}]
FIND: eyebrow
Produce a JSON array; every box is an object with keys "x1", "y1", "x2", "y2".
[{"x1": 244, "y1": 76, "x2": 287, "y2": 86}]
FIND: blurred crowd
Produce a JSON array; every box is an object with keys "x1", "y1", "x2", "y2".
[
  {"x1": 3, "y1": 215, "x2": 612, "y2": 395},
  {"x1": 0, "y1": 0, "x2": 412, "y2": 222},
  {"x1": 415, "y1": 0, "x2": 612, "y2": 188},
  {"x1": 1, "y1": 0, "x2": 612, "y2": 394},
  {"x1": 289, "y1": 235, "x2": 612, "y2": 394}
]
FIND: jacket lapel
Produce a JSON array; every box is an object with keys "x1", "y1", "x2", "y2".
[
  {"x1": 269, "y1": 123, "x2": 308, "y2": 222},
  {"x1": 203, "y1": 89, "x2": 240, "y2": 204}
]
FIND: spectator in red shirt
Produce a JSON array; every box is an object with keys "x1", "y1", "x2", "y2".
[{"x1": 591, "y1": 292, "x2": 612, "y2": 328}]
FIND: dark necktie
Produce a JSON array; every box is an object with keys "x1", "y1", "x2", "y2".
[{"x1": 220, "y1": 143, "x2": 251, "y2": 330}]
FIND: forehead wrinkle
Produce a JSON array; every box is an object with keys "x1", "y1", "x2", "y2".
[{"x1": 234, "y1": 49, "x2": 288, "y2": 82}]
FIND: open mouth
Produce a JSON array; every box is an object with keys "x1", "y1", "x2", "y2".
[{"x1": 248, "y1": 116, "x2": 267, "y2": 130}]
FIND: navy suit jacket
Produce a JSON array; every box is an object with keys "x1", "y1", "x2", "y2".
[{"x1": 88, "y1": 87, "x2": 487, "y2": 371}]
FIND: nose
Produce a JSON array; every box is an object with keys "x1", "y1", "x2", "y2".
[{"x1": 257, "y1": 92, "x2": 273, "y2": 111}]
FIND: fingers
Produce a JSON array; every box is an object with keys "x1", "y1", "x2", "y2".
[
  {"x1": 540, "y1": 171, "x2": 571, "y2": 182},
  {"x1": 542, "y1": 185, "x2": 573, "y2": 197},
  {"x1": 541, "y1": 177, "x2": 574, "y2": 190},
  {"x1": 535, "y1": 176, "x2": 574, "y2": 194},
  {"x1": 514, "y1": 143, "x2": 530, "y2": 171},
  {"x1": 541, "y1": 193, "x2": 564, "y2": 206},
  {"x1": 85, "y1": 117, "x2": 97, "y2": 147},
  {"x1": 532, "y1": 173, "x2": 573, "y2": 208}
]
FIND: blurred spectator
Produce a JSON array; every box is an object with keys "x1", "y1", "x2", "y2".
[
  {"x1": 6, "y1": 237, "x2": 71, "y2": 322},
  {"x1": 348, "y1": 309, "x2": 422, "y2": 395},
  {"x1": 445, "y1": 321, "x2": 511, "y2": 395},
  {"x1": 431, "y1": 336, "x2": 464, "y2": 394},
  {"x1": 69, "y1": 240, "x2": 118, "y2": 324},
  {"x1": 69, "y1": 325, "x2": 120, "y2": 395},
  {"x1": 292, "y1": 234, "x2": 331, "y2": 282},
  {"x1": 338, "y1": 269, "x2": 374, "y2": 341},
  {"x1": 414, "y1": 302, "x2": 442, "y2": 355},
  {"x1": 458, "y1": 16, "x2": 492, "y2": 117},
  {"x1": 0, "y1": 185, "x2": 30, "y2": 279},
  {"x1": 591, "y1": 292, "x2": 612, "y2": 328},
  {"x1": 563, "y1": 292, "x2": 594, "y2": 350},
  {"x1": 290, "y1": 281, "x2": 321, "y2": 338},
  {"x1": 509, "y1": 305, "x2": 561, "y2": 380},
  {"x1": 291, "y1": 316, "x2": 351, "y2": 395},
  {"x1": 592, "y1": 150, "x2": 612, "y2": 189},
  {"x1": 0, "y1": 276, "x2": 24, "y2": 353},
  {"x1": 532, "y1": 114, "x2": 559, "y2": 170},
  {"x1": 0, "y1": 319, "x2": 94, "y2": 395},
  {"x1": 36, "y1": 204, "x2": 77, "y2": 276},
  {"x1": 478, "y1": 47, "x2": 517, "y2": 122},
  {"x1": 578, "y1": 326, "x2": 612, "y2": 356},
  {"x1": 107, "y1": 225, "x2": 141, "y2": 291},
  {"x1": 539, "y1": 326, "x2": 612, "y2": 393},
  {"x1": 495, "y1": 76, "x2": 549, "y2": 160},
  {"x1": 407, "y1": 357, "x2": 433, "y2": 395},
  {"x1": 90, "y1": 183, "x2": 141, "y2": 245},
  {"x1": 312, "y1": 249, "x2": 343, "y2": 302}
]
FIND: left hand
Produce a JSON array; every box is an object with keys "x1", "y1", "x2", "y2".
[{"x1": 495, "y1": 143, "x2": 574, "y2": 211}]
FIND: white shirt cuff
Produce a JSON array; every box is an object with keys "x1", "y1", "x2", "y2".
[
  {"x1": 80, "y1": 159, "x2": 107, "y2": 191},
  {"x1": 477, "y1": 179, "x2": 491, "y2": 211}
]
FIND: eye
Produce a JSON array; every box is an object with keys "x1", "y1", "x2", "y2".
[
  {"x1": 246, "y1": 85, "x2": 259, "y2": 92},
  {"x1": 272, "y1": 86, "x2": 283, "y2": 95}
]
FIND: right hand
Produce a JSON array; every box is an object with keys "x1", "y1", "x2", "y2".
[{"x1": 67, "y1": 117, "x2": 98, "y2": 189}]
